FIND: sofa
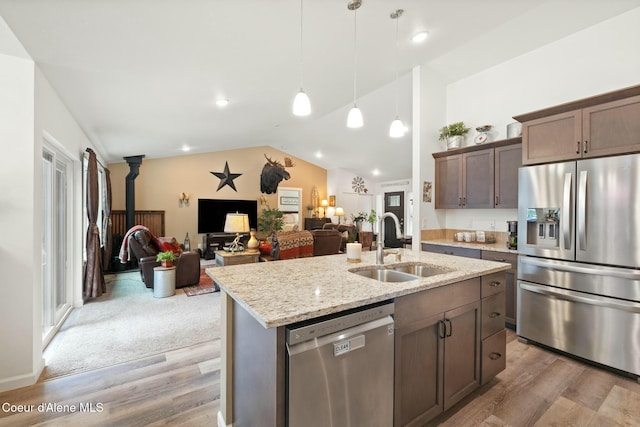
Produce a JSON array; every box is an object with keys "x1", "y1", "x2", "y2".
[
  {"x1": 272, "y1": 229, "x2": 342, "y2": 260},
  {"x1": 321, "y1": 222, "x2": 357, "y2": 252},
  {"x1": 128, "y1": 229, "x2": 200, "y2": 288}
]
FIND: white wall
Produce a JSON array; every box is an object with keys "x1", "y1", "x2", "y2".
[
  {"x1": 420, "y1": 7, "x2": 640, "y2": 233},
  {"x1": 0, "y1": 17, "x2": 104, "y2": 391},
  {"x1": 327, "y1": 168, "x2": 376, "y2": 227},
  {"x1": 0, "y1": 51, "x2": 37, "y2": 391}
]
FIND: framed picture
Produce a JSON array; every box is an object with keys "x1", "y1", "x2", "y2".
[{"x1": 423, "y1": 181, "x2": 432, "y2": 203}]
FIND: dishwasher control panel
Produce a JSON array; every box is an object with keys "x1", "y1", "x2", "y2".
[{"x1": 286, "y1": 302, "x2": 394, "y2": 345}]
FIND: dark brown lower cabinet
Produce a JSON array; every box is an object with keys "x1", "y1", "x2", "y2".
[{"x1": 394, "y1": 280, "x2": 481, "y2": 426}]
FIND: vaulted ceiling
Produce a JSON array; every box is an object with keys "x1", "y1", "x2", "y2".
[{"x1": 1, "y1": 0, "x2": 637, "y2": 181}]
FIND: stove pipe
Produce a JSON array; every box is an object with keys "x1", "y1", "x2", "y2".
[{"x1": 123, "y1": 155, "x2": 145, "y2": 232}]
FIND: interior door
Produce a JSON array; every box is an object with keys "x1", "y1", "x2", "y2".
[{"x1": 384, "y1": 191, "x2": 404, "y2": 248}]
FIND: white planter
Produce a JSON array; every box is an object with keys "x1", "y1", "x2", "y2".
[{"x1": 447, "y1": 135, "x2": 464, "y2": 149}]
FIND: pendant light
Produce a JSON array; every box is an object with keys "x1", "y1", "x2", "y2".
[
  {"x1": 293, "y1": 0, "x2": 311, "y2": 116},
  {"x1": 389, "y1": 9, "x2": 405, "y2": 138},
  {"x1": 347, "y1": 0, "x2": 363, "y2": 128}
]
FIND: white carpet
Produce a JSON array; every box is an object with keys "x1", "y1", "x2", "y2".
[{"x1": 41, "y1": 271, "x2": 220, "y2": 380}]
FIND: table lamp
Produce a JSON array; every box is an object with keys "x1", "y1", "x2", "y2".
[
  {"x1": 321, "y1": 199, "x2": 329, "y2": 218},
  {"x1": 224, "y1": 212, "x2": 250, "y2": 253},
  {"x1": 335, "y1": 207, "x2": 345, "y2": 224}
]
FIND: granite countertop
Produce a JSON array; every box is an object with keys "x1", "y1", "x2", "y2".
[
  {"x1": 207, "y1": 250, "x2": 510, "y2": 329},
  {"x1": 421, "y1": 238, "x2": 518, "y2": 254}
]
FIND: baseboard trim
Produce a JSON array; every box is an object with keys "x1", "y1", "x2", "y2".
[
  {"x1": 0, "y1": 357, "x2": 44, "y2": 393},
  {"x1": 217, "y1": 410, "x2": 231, "y2": 427}
]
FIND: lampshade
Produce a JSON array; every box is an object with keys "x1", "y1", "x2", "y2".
[
  {"x1": 293, "y1": 90, "x2": 311, "y2": 116},
  {"x1": 321, "y1": 199, "x2": 329, "y2": 207},
  {"x1": 224, "y1": 212, "x2": 249, "y2": 233},
  {"x1": 389, "y1": 116, "x2": 405, "y2": 138},
  {"x1": 347, "y1": 105, "x2": 363, "y2": 128},
  {"x1": 335, "y1": 207, "x2": 345, "y2": 217}
]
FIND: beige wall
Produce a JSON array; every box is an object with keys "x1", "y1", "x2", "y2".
[{"x1": 108, "y1": 146, "x2": 327, "y2": 243}]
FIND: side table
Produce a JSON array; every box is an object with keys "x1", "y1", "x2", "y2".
[
  {"x1": 153, "y1": 266, "x2": 176, "y2": 298},
  {"x1": 214, "y1": 250, "x2": 260, "y2": 266}
]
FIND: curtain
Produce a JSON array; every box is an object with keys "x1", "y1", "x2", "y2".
[
  {"x1": 84, "y1": 148, "x2": 106, "y2": 298},
  {"x1": 101, "y1": 168, "x2": 112, "y2": 271}
]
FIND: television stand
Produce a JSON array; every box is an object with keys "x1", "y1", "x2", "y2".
[{"x1": 204, "y1": 233, "x2": 250, "y2": 260}]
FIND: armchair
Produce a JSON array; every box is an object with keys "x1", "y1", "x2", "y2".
[{"x1": 128, "y1": 229, "x2": 200, "y2": 289}]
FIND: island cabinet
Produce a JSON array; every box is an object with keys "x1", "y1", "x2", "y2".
[
  {"x1": 394, "y1": 279, "x2": 481, "y2": 426},
  {"x1": 481, "y1": 250, "x2": 517, "y2": 327},
  {"x1": 433, "y1": 138, "x2": 522, "y2": 209},
  {"x1": 514, "y1": 87, "x2": 640, "y2": 165}
]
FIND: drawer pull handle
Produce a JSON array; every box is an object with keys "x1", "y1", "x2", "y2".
[
  {"x1": 494, "y1": 258, "x2": 506, "y2": 262},
  {"x1": 489, "y1": 312, "x2": 501, "y2": 319},
  {"x1": 489, "y1": 352, "x2": 502, "y2": 360},
  {"x1": 444, "y1": 251, "x2": 454, "y2": 255},
  {"x1": 489, "y1": 281, "x2": 501, "y2": 287}
]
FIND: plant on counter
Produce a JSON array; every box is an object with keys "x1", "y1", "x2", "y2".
[
  {"x1": 438, "y1": 121, "x2": 470, "y2": 141},
  {"x1": 258, "y1": 205, "x2": 284, "y2": 239},
  {"x1": 366, "y1": 209, "x2": 377, "y2": 227}
]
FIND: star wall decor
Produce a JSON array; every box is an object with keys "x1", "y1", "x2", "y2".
[{"x1": 211, "y1": 161, "x2": 242, "y2": 192}]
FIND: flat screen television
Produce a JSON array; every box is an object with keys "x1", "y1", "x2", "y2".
[{"x1": 197, "y1": 199, "x2": 258, "y2": 234}]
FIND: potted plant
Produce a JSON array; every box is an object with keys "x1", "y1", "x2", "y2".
[
  {"x1": 438, "y1": 121, "x2": 470, "y2": 149},
  {"x1": 258, "y1": 206, "x2": 284, "y2": 255},
  {"x1": 156, "y1": 251, "x2": 176, "y2": 268}
]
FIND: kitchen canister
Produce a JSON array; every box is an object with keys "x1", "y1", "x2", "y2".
[{"x1": 346, "y1": 243, "x2": 362, "y2": 263}]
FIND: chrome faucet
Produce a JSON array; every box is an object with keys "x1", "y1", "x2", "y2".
[{"x1": 376, "y1": 212, "x2": 402, "y2": 265}]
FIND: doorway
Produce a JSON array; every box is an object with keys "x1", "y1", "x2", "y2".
[
  {"x1": 383, "y1": 191, "x2": 404, "y2": 248},
  {"x1": 42, "y1": 143, "x2": 73, "y2": 348}
]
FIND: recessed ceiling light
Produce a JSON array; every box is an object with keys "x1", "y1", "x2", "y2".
[
  {"x1": 411, "y1": 31, "x2": 428, "y2": 43},
  {"x1": 181, "y1": 145, "x2": 190, "y2": 152},
  {"x1": 315, "y1": 151, "x2": 323, "y2": 159},
  {"x1": 372, "y1": 169, "x2": 380, "y2": 176},
  {"x1": 215, "y1": 99, "x2": 229, "y2": 107}
]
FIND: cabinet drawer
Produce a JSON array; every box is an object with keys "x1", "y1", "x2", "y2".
[
  {"x1": 481, "y1": 329, "x2": 506, "y2": 385},
  {"x1": 422, "y1": 243, "x2": 481, "y2": 259},
  {"x1": 481, "y1": 292, "x2": 505, "y2": 339},
  {"x1": 481, "y1": 272, "x2": 506, "y2": 298},
  {"x1": 481, "y1": 250, "x2": 517, "y2": 267}
]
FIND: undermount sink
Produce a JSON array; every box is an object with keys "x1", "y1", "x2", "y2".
[
  {"x1": 391, "y1": 263, "x2": 452, "y2": 277},
  {"x1": 349, "y1": 262, "x2": 451, "y2": 283},
  {"x1": 349, "y1": 267, "x2": 417, "y2": 282}
]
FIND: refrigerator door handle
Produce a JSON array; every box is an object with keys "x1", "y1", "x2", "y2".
[
  {"x1": 578, "y1": 170, "x2": 588, "y2": 251},
  {"x1": 520, "y1": 282, "x2": 640, "y2": 313},
  {"x1": 562, "y1": 172, "x2": 572, "y2": 250},
  {"x1": 520, "y1": 256, "x2": 640, "y2": 280}
]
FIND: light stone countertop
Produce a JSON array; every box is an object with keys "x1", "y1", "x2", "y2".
[
  {"x1": 207, "y1": 250, "x2": 510, "y2": 329},
  {"x1": 421, "y1": 238, "x2": 518, "y2": 254}
]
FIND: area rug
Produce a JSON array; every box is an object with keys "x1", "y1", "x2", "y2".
[
  {"x1": 183, "y1": 268, "x2": 219, "y2": 297},
  {"x1": 41, "y1": 270, "x2": 220, "y2": 380}
]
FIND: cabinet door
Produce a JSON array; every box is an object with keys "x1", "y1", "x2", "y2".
[
  {"x1": 522, "y1": 110, "x2": 582, "y2": 165},
  {"x1": 462, "y1": 149, "x2": 494, "y2": 208},
  {"x1": 582, "y1": 95, "x2": 640, "y2": 158},
  {"x1": 494, "y1": 144, "x2": 522, "y2": 208},
  {"x1": 394, "y1": 313, "x2": 445, "y2": 427},
  {"x1": 435, "y1": 155, "x2": 462, "y2": 209},
  {"x1": 443, "y1": 300, "x2": 480, "y2": 410}
]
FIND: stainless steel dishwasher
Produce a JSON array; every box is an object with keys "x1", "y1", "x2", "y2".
[{"x1": 286, "y1": 302, "x2": 395, "y2": 427}]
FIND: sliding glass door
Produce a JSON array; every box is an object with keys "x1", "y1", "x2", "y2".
[{"x1": 42, "y1": 145, "x2": 72, "y2": 347}]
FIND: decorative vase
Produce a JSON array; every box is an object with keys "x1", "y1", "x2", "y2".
[
  {"x1": 247, "y1": 230, "x2": 259, "y2": 253},
  {"x1": 259, "y1": 241, "x2": 272, "y2": 256}
]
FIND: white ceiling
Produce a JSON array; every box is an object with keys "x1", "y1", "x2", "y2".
[{"x1": 1, "y1": 0, "x2": 638, "y2": 182}]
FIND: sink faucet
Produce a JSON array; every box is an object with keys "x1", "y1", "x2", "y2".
[{"x1": 376, "y1": 212, "x2": 402, "y2": 265}]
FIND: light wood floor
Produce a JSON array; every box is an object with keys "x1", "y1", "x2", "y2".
[{"x1": 1, "y1": 330, "x2": 639, "y2": 426}]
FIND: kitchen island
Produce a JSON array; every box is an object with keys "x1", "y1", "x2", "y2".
[{"x1": 208, "y1": 250, "x2": 510, "y2": 427}]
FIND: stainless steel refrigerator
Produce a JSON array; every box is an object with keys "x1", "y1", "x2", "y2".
[{"x1": 517, "y1": 153, "x2": 640, "y2": 377}]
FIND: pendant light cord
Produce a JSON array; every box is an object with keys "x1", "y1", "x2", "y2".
[
  {"x1": 299, "y1": 0, "x2": 304, "y2": 88},
  {"x1": 352, "y1": 8, "x2": 358, "y2": 104},
  {"x1": 394, "y1": 12, "x2": 399, "y2": 115}
]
